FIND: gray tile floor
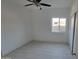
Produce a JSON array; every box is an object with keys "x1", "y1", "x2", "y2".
[{"x1": 3, "y1": 41, "x2": 77, "y2": 59}]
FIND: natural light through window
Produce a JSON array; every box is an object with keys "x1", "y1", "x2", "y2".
[{"x1": 52, "y1": 18, "x2": 66, "y2": 32}]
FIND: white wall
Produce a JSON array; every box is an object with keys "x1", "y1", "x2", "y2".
[
  {"x1": 1, "y1": 0, "x2": 32, "y2": 56},
  {"x1": 68, "y1": 15, "x2": 74, "y2": 51},
  {"x1": 70, "y1": 0, "x2": 78, "y2": 16},
  {"x1": 32, "y1": 7, "x2": 70, "y2": 43}
]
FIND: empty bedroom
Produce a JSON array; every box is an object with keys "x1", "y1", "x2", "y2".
[{"x1": 1, "y1": 0, "x2": 78, "y2": 59}]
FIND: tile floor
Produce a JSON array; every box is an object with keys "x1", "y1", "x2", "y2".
[{"x1": 3, "y1": 41, "x2": 77, "y2": 59}]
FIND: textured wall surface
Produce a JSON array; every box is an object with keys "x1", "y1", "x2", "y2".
[
  {"x1": 1, "y1": 0, "x2": 32, "y2": 56},
  {"x1": 32, "y1": 8, "x2": 70, "y2": 43}
]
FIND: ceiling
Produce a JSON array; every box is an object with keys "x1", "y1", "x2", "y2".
[
  {"x1": 41, "y1": 0, "x2": 72, "y2": 8},
  {"x1": 9, "y1": 0, "x2": 73, "y2": 8}
]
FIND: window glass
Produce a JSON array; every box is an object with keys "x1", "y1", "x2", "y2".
[
  {"x1": 52, "y1": 18, "x2": 59, "y2": 26},
  {"x1": 52, "y1": 18, "x2": 60, "y2": 32},
  {"x1": 60, "y1": 18, "x2": 66, "y2": 26},
  {"x1": 52, "y1": 18, "x2": 66, "y2": 32}
]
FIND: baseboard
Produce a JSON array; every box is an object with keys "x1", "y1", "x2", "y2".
[{"x1": 32, "y1": 40, "x2": 68, "y2": 45}]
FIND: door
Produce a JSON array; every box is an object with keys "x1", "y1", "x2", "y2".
[{"x1": 72, "y1": 12, "x2": 78, "y2": 56}]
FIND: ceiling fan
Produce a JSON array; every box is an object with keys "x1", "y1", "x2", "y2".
[{"x1": 24, "y1": 0, "x2": 51, "y2": 10}]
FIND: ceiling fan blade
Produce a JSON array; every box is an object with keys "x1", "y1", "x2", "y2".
[
  {"x1": 24, "y1": 4, "x2": 33, "y2": 6},
  {"x1": 27, "y1": 0, "x2": 33, "y2": 2},
  {"x1": 36, "y1": 0, "x2": 41, "y2": 3},
  {"x1": 40, "y1": 3, "x2": 51, "y2": 7}
]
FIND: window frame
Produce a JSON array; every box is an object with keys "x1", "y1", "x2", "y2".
[{"x1": 51, "y1": 18, "x2": 67, "y2": 33}]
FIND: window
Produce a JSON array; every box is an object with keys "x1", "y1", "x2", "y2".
[{"x1": 52, "y1": 18, "x2": 66, "y2": 32}]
